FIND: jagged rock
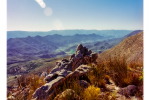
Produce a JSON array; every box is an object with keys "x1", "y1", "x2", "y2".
[
  {"x1": 54, "y1": 89, "x2": 80, "y2": 100},
  {"x1": 75, "y1": 50, "x2": 83, "y2": 58},
  {"x1": 33, "y1": 65, "x2": 91, "y2": 100},
  {"x1": 68, "y1": 65, "x2": 91, "y2": 78},
  {"x1": 77, "y1": 44, "x2": 83, "y2": 51},
  {"x1": 51, "y1": 60, "x2": 70, "y2": 74},
  {"x1": 118, "y1": 85, "x2": 137, "y2": 96},
  {"x1": 32, "y1": 44, "x2": 97, "y2": 100}
]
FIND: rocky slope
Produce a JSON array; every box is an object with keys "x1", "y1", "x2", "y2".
[{"x1": 98, "y1": 31, "x2": 143, "y2": 64}]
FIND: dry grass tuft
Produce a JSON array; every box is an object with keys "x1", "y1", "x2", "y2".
[{"x1": 8, "y1": 73, "x2": 46, "y2": 100}]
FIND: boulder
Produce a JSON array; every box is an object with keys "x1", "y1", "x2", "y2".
[
  {"x1": 118, "y1": 85, "x2": 137, "y2": 96},
  {"x1": 33, "y1": 76, "x2": 65, "y2": 100}
]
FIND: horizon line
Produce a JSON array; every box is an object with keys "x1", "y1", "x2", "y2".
[{"x1": 7, "y1": 29, "x2": 143, "y2": 32}]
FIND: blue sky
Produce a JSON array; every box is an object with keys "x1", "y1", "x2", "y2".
[{"x1": 7, "y1": 0, "x2": 143, "y2": 31}]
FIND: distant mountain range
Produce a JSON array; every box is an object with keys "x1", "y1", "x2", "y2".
[
  {"x1": 7, "y1": 33, "x2": 108, "y2": 65},
  {"x1": 7, "y1": 30, "x2": 133, "y2": 39},
  {"x1": 7, "y1": 30, "x2": 143, "y2": 76},
  {"x1": 7, "y1": 30, "x2": 142, "y2": 66}
]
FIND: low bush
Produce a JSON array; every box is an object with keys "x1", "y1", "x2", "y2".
[
  {"x1": 103, "y1": 57, "x2": 141, "y2": 87},
  {"x1": 82, "y1": 85, "x2": 100, "y2": 100}
]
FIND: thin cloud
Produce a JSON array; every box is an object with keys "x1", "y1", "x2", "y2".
[{"x1": 35, "y1": 0, "x2": 46, "y2": 8}]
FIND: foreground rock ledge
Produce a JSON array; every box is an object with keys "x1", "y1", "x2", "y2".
[{"x1": 32, "y1": 44, "x2": 98, "y2": 100}]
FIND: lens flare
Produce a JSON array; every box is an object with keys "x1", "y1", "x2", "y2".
[
  {"x1": 44, "y1": 7, "x2": 53, "y2": 16},
  {"x1": 35, "y1": 0, "x2": 46, "y2": 8}
]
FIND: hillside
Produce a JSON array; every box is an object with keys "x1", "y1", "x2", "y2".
[
  {"x1": 98, "y1": 31, "x2": 143, "y2": 64},
  {"x1": 7, "y1": 44, "x2": 143, "y2": 100}
]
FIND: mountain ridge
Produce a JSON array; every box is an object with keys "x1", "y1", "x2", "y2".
[{"x1": 7, "y1": 30, "x2": 133, "y2": 39}]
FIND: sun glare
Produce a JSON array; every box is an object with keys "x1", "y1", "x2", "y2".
[{"x1": 53, "y1": 19, "x2": 63, "y2": 30}]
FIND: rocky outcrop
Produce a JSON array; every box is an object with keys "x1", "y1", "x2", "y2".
[{"x1": 32, "y1": 44, "x2": 98, "y2": 100}]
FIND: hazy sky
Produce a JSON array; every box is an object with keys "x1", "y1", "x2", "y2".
[{"x1": 7, "y1": 0, "x2": 143, "y2": 31}]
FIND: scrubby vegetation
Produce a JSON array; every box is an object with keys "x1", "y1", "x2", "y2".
[
  {"x1": 7, "y1": 74, "x2": 46, "y2": 100},
  {"x1": 7, "y1": 55, "x2": 143, "y2": 100},
  {"x1": 101, "y1": 57, "x2": 142, "y2": 87}
]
